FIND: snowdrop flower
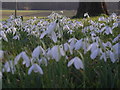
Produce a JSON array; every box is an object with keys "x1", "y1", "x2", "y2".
[
  {"x1": 112, "y1": 43, "x2": 120, "y2": 58},
  {"x1": 112, "y1": 34, "x2": 120, "y2": 43},
  {"x1": 0, "y1": 50, "x2": 4, "y2": 59},
  {"x1": 100, "y1": 52, "x2": 107, "y2": 62},
  {"x1": 51, "y1": 31, "x2": 57, "y2": 43},
  {"x1": 40, "y1": 21, "x2": 57, "y2": 39},
  {"x1": 112, "y1": 23, "x2": 118, "y2": 29},
  {"x1": 4, "y1": 61, "x2": 10, "y2": 72},
  {"x1": 105, "y1": 26, "x2": 112, "y2": 35},
  {"x1": 74, "y1": 39, "x2": 83, "y2": 50},
  {"x1": 67, "y1": 57, "x2": 84, "y2": 69},
  {"x1": 39, "y1": 57, "x2": 48, "y2": 66},
  {"x1": 10, "y1": 60, "x2": 16, "y2": 74},
  {"x1": 98, "y1": 16, "x2": 106, "y2": 21},
  {"x1": 63, "y1": 25, "x2": 70, "y2": 30},
  {"x1": 84, "y1": 13, "x2": 90, "y2": 18},
  {"x1": 59, "y1": 45, "x2": 65, "y2": 56},
  {"x1": 87, "y1": 42, "x2": 98, "y2": 53},
  {"x1": 22, "y1": 52, "x2": 30, "y2": 67},
  {"x1": 12, "y1": 27, "x2": 16, "y2": 35},
  {"x1": 60, "y1": 11, "x2": 64, "y2": 14},
  {"x1": 0, "y1": 31, "x2": 8, "y2": 42},
  {"x1": 109, "y1": 50, "x2": 116, "y2": 63},
  {"x1": 90, "y1": 48, "x2": 100, "y2": 59},
  {"x1": 13, "y1": 34, "x2": 20, "y2": 40},
  {"x1": 14, "y1": 52, "x2": 30, "y2": 67},
  {"x1": 32, "y1": 46, "x2": 45, "y2": 59},
  {"x1": 51, "y1": 45, "x2": 61, "y2": 62},
  {"x1": 68, "y1": 38, "x2": 77, "y2": 50},
  {"x1": 28, "y1": 64, "x2": 43, "y2": 75},
  {"x1": 64, "y1": 43, "x2": 73, "y2": 55}
]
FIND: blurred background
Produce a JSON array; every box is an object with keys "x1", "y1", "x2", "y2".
[{"x1": 1, "y1": 2, "x2": 120, "y2": 20}]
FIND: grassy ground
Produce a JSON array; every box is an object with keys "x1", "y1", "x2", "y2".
[{"x1": 1, "y1": 10, "x2": 77, "y2": 21}]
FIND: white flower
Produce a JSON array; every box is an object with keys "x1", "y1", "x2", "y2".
[
  {"x1": 64, "y1": 43, "x2": 73, "y2": 55},
  {"x1": 28, "y1": 64, "x2": 43, "y2": 75},
  {"x1": 67, "y1": 57, "x2": 84, "y2": 69},
  {"x1": 40, "y1": 21, "x2": 57, "y2": 39},
  {"x1": 21, "y1": 52, "x2": 30, "y2": 67},
  {"x1": 0, "y1": 50, "x2": 4, "y2": 59},
  {"x1": 4, "y1": 61, "x2": 10, "y2": 72},
  {"x1": 90, "y1": 48, "x2": 99, "y2": 59},
  {"x1": 0, "y1": 31, "x2": 8, "y2": 42},
  {"x1": 38, "y1": 57, "x2": 48, "y2": 66},
  {"x1": 100, "y1": 52, "x2": 107, "y2": 62},
  {"x1": 14, "y1": 52, "x2": 22, "y2": 65},
  {"x1": 59, "y1": 45, "x2": 65, "y2": 56},
  {"x1": 98, "y1": 16, "x2": 106, "y2": 21},
  {"x1": 112, "y1": 23, "x2": 118, "y2": 29},
  {"x1": 84, "y1": 13, "x2": 90, "y2": 18},
  {"x1": 74, "y1": 39, "x2": 83, "y2": 50},
  {"x1": 105, "y1": 26, "x2": 112, "y2": 35},
  {"x1": 51, "y1": 45, "x2": 61, "y2": 62},
  {"x1": 14, "y1": 52, "x2": 30, "y2": 67},
  {"x1": 51, "y1": 31, "x2": 57, "y2": 43},
  {"x1": 109, "y1": 51, "x2": 116, "y2": 63},
  {"x1": 68, "y1": 38, "x2": 77, "y2": 50},
  {"x1": 112, "y1": 34, "x2": 120, "y2": 43},
  {"x1": 32, "y1": 46, "x2": 45, "y2": 59},
  {"x1": 13, "y1": 34, "x2": 20, "y2": 40}
]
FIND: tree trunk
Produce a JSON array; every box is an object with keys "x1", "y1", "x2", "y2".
[{"x1": 74, "y1": 2, "x2": 109, "y2": 18}]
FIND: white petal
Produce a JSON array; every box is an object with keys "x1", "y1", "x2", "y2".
[
  {"x1": 0, "y1": 50, "x2": 4, "y2": 59},
  {"x1": 14, "y1": 53, "x2": 22, "y2": 65},
  {"x1": 59, "y1": 45, "x2": 65, "y2": 56},
  {"x1": 32, "y1": 46, "x2": 40, "y2": 59},
  {"x1": 40, "y1": 31, "x2": 47, "y2": 39},
  {"x1": 35, "y1": 64, "x2": 43, "y2": 74},
  {"x1": 74, "y1": 57, "x2": 84, "y2": 69},
  {"x1": 51, "y1": 45, "x2": 61, "y2": 62},
  {"x1": 75, "y1": 39, "x2": 83, "y2": 50},
  {"x1": 90, "y1": 48, "x2": 98, "y2": 59},
  {"x1": 21, "y1": 52, "x2": 30, "y2": 67},
  {"x1": 4, "y1": 62, "x2": 10, "y2": 72},
  {"x1": 109, "y1": 51, "x2": 116, "y2": 63},
  {"x1": 51, "y1": 31, "x2": 57, "y2": 43},
  {"x1": 67, "y1": 59, "x2": 74, "y2": 67},
  {"x1": 64, "y1": 43, "x2": 69, "y2": 51},
  {"x1": 28, "y1": 64, "x2": 34, "y2": 75}
]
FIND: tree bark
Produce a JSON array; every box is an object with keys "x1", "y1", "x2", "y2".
[{"x1": 74, "y1": 2, "x2": 109, "y2": 18}]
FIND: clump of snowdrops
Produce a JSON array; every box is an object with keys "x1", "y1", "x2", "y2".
[{"x1": 0, "y1": 12, "x2": 120, "y2": 88}]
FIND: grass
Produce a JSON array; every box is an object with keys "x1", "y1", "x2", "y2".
[{"x1": 1, "y1": 10, "x2": 77, "y2": 21}]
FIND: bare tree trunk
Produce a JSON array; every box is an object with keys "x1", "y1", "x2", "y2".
[{"x1": 74, "y1": 2, "x2": 109, "y2": 18}]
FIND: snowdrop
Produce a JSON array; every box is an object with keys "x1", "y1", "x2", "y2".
[
  {"x1": 39, "y1": 57, "x2": 48, "y2": 66},
  {"x1": 13, "y1": 34, "x2": 20, "y2": 40},
  {"x1": 3, "y1": 61, "x2": 10, "y2": 72},
  {"x1": 68, "y1": 38, "x2": 77, "y2": 50},
  {"x1": 74, "y1": 39, "x2": 83, "y2": 50},
  {"x1": 32, "y1": 46, "x2": 45, "y2": 59},
  {"x1": 104, "y1": 26, "x2": 112, "y2": 35},
  {"x1": 28, "y1": 64, "x2": 43, "y2": 75},
  {"x1": 14, "y1": 52, "x2": 30, "y2": 67},
  {"x1": 0, "y1": 31, "x2": 8, "y2": 42},
  {"x1": 40, "y1": 21, "x2": 57, "y2": 39},
  {"x1": 112, "y1": 34, "x2": 120, "y2": 43},
  {"x1": 51, "y1": 45, "x2": 61, "y2": 62},
  {"x1": 67, "y1": 57, "x2": 84, "y2": 69},
  {"x1": 0, "y1": 50, "x2": 4, "y2": 59},
  {"x1": 109, "y1": 50, "x2": 116, "y2": 63}
]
